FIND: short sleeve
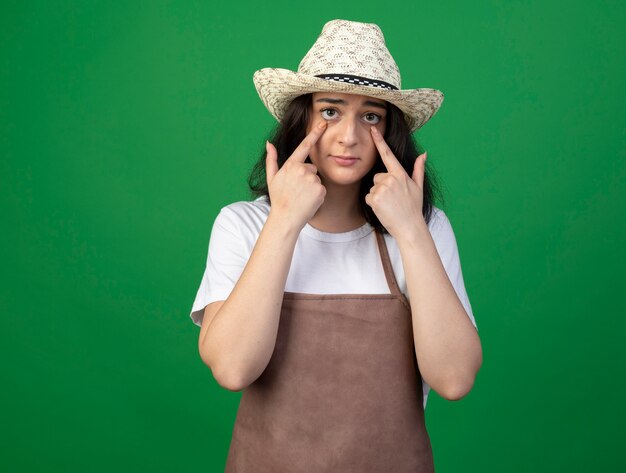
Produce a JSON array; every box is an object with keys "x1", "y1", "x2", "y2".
[
  {"x1": 189, "y1": 207, "x2": 250, "y2": 327},
  {"x1": 430, "y1": 209, "x2": 478, "y2": 330}
]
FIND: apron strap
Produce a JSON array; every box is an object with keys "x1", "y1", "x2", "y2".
[{"x1": 374, "y1": 229, "x2": 402, "y2": 297}]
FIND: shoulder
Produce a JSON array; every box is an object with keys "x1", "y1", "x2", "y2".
[
  {"x1": 221, "y1": 195, "x2": 270, "y2": 217},
  {"x1": 427, "y1": 206, "x2": 453, "y2": 238},
  {"x1": 214, "y1": 195, "x2": 270, "y2": 237}
]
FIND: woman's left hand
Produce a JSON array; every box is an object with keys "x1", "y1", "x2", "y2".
[{"x1": 365, "y1": 126, "x2": 428, "y2": 240}]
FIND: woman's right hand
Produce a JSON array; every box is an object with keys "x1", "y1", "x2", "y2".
[{"x1": 265, "y1": 121, "x2": 328, "y2": 231}]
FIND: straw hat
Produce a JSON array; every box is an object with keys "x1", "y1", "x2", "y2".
[{"x1": 253, "y1": 19, "x2": 444, "y2": 133}]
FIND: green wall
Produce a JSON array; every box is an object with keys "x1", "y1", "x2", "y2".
[{"x1": 2, "y1": 1, "x2": 624, "y2": 471}]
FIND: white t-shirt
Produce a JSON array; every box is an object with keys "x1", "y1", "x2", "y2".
[{"x1": 190, "y1": 195, "x2": 477, "y2": 409}]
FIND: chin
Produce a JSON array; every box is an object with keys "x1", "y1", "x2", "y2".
[{"x1": 321, "y1": 172, "x2": 365, "y2": 187}]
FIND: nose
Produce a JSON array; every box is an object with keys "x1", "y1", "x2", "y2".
[{"x1": 337, "y1": 115, "x2": 359, "y2": 147}]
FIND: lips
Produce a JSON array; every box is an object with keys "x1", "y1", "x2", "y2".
[{"x1": 331, "y1": 155, "x2": 360, "y2": 166}]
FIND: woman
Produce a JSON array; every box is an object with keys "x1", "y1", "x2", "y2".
[{"x1": 190, "y1": 19, "x2": 482, "y2": 472}]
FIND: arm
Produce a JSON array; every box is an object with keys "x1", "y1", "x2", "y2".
[
  {"x1": 199, "y1": 122, "x2": 327, "y2": 391},
  {"x1": 396, "y1": 218, "x2": 482, "y2": 401},
  {"x1": 364, "y1": 127, "x2": 481, "y2": 400},
  {"x1": 198, "y1": 212, "x2": 300, "y2": 391}
]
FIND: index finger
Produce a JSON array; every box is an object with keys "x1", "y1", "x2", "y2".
[
  {"x1": 288, "y1": 121, "x2": 328, "y2": 163},
  {"x1": 370, "y1": 126, "x2": 404, "y2": 174}
]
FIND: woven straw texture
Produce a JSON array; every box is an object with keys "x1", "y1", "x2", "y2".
[{"x1": 253, "y1": 19, "x2": 444, "y2": 133}]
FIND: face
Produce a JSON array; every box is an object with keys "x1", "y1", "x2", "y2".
[{"x1": 306, "y1": 92, "x2": 388, "y2": 187}]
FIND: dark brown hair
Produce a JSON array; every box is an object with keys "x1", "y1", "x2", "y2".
[{"x1": 247, "y1": 93, "x2": 445, "y2": 233}]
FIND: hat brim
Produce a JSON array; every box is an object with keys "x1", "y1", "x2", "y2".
[{"x1": 253, "y1": 68, "x2": 444, "y2": 133}]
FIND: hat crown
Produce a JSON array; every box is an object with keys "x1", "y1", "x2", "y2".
[{"x1": 297, "y1": 19, "x2": 402, "y2": 89}]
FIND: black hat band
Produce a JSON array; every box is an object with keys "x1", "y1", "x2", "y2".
[{"x1": 314, "y1": 73, "x2": 398, "y2": 91}]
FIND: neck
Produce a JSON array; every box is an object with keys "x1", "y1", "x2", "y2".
[{"x1": 307, "y1": 181, "x2": 366, "y2": 233}]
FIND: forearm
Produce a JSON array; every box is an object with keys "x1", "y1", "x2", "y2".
[
  {"x1": 396, "y1": 221, "x2": 482, "y2": 400},
  {"x1": 200, "y1": 211, "x2": 300, "y2": 390}
]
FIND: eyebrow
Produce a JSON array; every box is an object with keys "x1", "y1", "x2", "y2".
[{"x1": 314, "y1": 97, "x2": 387, "y2": 111}]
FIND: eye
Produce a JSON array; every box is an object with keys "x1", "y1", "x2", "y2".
[
  {"x1": 364, "y1": 112, "x2": 381, "y2": 124},
  {"x1": 320, "y1": 108, "x2": 338, "y2": 120}
]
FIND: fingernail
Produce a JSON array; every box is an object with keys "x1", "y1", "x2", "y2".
[
  {"x1": 318, "y1": 121, "x2": 326, "y2": 129},
  {"x1": 265, "y1": 140, "x2": 269, "y2": 151}
]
